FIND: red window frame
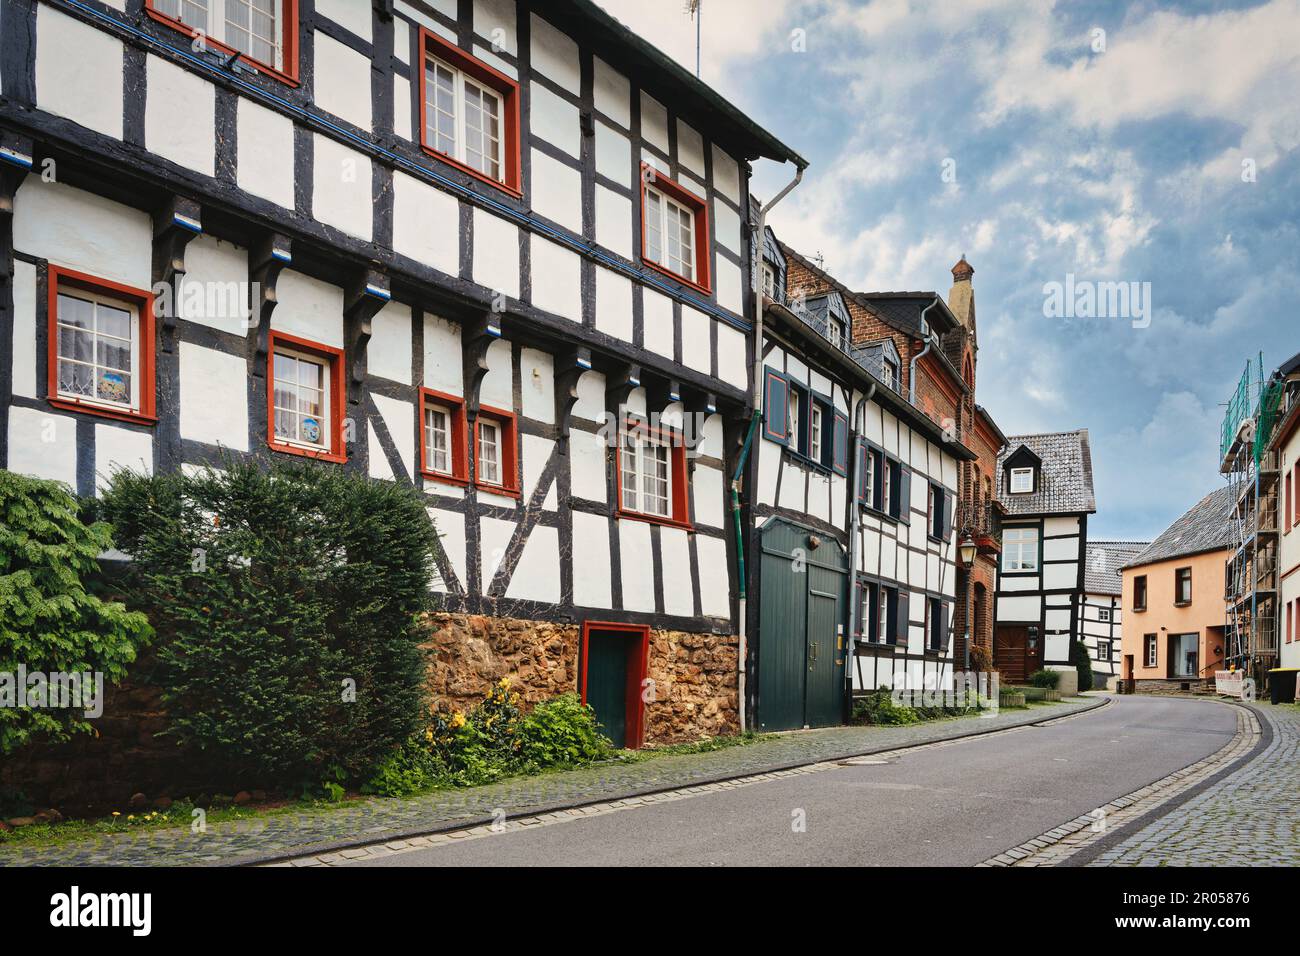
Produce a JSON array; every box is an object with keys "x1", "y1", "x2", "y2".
[
  {"x1": 614, "y1": 416, "x2": 692, "y2": 530},
  {"x1": 418, "y1": 387, "x2": 469, "y2": 488},
  {"x1": 46, "y1": 266, "x2": 157, "y2": 426},
  {"x1": 145, "y1": 0, "x2": 301, "y2": 87},
  {"x1": 473, "y1": 404, "x2": 520, "y2": 496},
  {"x1": 639, "y1": 162, "x2": 711, "y2": 295},
  {"x1": 266, "y1": 330, "x2": 347, "y2": 464},
  {"x1": 579, "y1": 621, "x2": 650, "y2": 750},
  {"x1": 417, "y1": 28, "x2": 523, "y2": 198}
]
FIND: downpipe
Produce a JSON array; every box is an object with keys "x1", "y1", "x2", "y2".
[
  {"x1": 735, "y1": 161, "x2": 806, "y2": 735},
  {"x1": 846, "y1": 385, "x2": 876, "y2": 714},
  {"x1": 908, "y1": 296, "x2": 941, "y2": 405}
]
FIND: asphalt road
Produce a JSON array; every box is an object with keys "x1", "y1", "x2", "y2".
[{"x1": 344, "y1": 696, "x2": 1238, "y2": 867}]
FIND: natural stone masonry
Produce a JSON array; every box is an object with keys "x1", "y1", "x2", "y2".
[
  {"x1": 0, "y1": 698, "x2": 1101, "y2": 867},
  {"x1": 978, "y1": 699, "x2": 1268, "y2": 868},
  {"x1": 425, "y1": 613, "x2": 739, "y2": 743},
  {"x1": 1087, "y1": 702, "x2": 1299, "y2": 868}
]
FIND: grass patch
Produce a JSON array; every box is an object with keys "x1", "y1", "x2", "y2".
[{"x1": 613, "y1": 731, "x2": 770, "y2": 762}]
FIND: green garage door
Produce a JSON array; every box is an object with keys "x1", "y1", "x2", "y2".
[{"x1": 757, "y1": 519, "x2": 848, "y2": 731}]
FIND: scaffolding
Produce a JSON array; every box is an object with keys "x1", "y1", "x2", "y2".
[{"x1": 1219, "y1": 354, "x2": 1285, "y2": 683}]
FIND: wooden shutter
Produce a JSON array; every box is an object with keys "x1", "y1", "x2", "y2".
[
  {"x1": 942, "y1": 490, "x2": 954, "y2": 539},
  {"x1": 761, "y1": 368, "x2": 789, "y2": 444},
  {"x1": 940, "y1": 601, "x2": 950, "y2": 651},
  {"x1": 895, "y1": 590, "x2": 910, "y2": 645},
  {"x1": 857, "y1": 444, "x2": 870, "y2": 503},
  {"x1": 896, "y1": 465, "x2": 911, "y2": 523},
  {"x1": 832, "y1": 412, "x2": 849, "y2": 476}
]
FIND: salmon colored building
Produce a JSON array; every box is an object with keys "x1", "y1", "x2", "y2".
[{"x1": 1120, "y1": 487, "x2": 1234, "y2": 693}]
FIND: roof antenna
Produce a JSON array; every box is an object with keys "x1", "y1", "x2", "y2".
[{"x1": 685, "y1": 0, "x2": 701, "y2": 78}]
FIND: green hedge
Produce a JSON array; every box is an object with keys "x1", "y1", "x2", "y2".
[
  {"x1": 99, "y1": 460, "x2": 439, "y2": 788},
  {"x1": 0, "y1": 472, "x2": 151, "y2": 754}
]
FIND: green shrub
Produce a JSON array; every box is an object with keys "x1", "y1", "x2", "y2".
[
  {"x1": 363, "y1": 685, "x2": 613, "y2": 796},
  {"x1": 517, "y1": 693, "x2": 613, "y2": 769},
  {"x1": 1070, "y1": 639, "x2": 1094, "y2": 692},
  {"x1": 0, "y1": 471, "x2": 151, "y2": 754},
  {"x1": 851, "y1": 690, "x2": 920, "y2": 725},
  {"x1": 98, "y1": 459, "x2": 438, "y2": 788},
  {"x1": 1028, "y1": 669, "x2": 1060, "y2": 689}
]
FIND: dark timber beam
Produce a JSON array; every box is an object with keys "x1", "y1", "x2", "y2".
[
  {"x1": 605, "y1": 363, "x2": 642, "y2": 412},
  {"x1": 0, "y1": 133, "x2": 33, "y2": 216},
  {"x1": 462, "y1": 311, "x2": 503, "y2": 420},
  {"x1": 152, "y1": 195, "x2": 202, "y2": 345},
  {"x1": 249, "y1": 232, "x2": 293, "y2": 377},
  {"x1": 344, "y1": 267, "x2": 391, "y2": 403},
  {"x1": 554, "y1": 345, "x2": 592, "y2": 452}
]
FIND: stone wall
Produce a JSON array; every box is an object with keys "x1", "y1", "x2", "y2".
[{"x1": 424, "y1": 612, "x2": 739, "y2": 744}]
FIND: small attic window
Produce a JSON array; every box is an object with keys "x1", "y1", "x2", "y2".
[{"x1": 1009, "y1": 467, "x2": 1035, "y2": 494}]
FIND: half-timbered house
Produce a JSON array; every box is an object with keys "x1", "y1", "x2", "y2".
[
  {"x1": 0, "y1": 0, "x2": 804, "y2": 747},
  {"x1": 1079, "y1": 540, "x2": 1147, "y2": 689},
  {"x1": 993, "y1": 431, "x2": 1096, "y2": 687},
  {"x1": 748, "y1": 230, "x2": 974, "y2": 730}
]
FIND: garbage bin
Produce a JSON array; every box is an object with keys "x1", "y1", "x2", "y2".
[{"x1": 1267, "y1": 669, "x2": 1299, "y2": 705}]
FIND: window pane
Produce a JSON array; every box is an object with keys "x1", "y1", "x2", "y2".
[
  {"x1": 645, "y1": 191, "x2": 663, "y2": 264},
  {"x1": 274, "y1": 407, "x2": 295, "y2": 440},
  {"x1": 479, "y1": 421, "x2": 500, "y2": 484},
  {"x1": 58, "y1": 360, "x2": 94, "y2": 398},
  {"x1": 58, "y1": 327, "x2": 93, "y2": 363},
  {"x1": 57, "y1": 294, "x2": 94, "y2": 331}
]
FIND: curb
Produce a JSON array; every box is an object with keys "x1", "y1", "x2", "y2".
[
  {"x1": 1064, "y1": 699, "x2": 1274, "y2": 867},
  {"x1": 230, "y1": 696, "x2": 1109, "y2": 867}
]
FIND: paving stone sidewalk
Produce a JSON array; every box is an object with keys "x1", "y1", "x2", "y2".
[
  {"x1": 0, "y1": 697, "x2": 1101, "y2": 867},
  {"x1": 1089, "y1": 702, "x2": 1299, "y2": 867}
]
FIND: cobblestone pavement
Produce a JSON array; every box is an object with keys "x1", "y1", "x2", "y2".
[
  {"x1": 0, "y1": 698, "x2": 1101, "y2": 867},
  {"x1": 982, "y1": 700, "x2": 1259, "y2": 867},
  {"x1": 1088, "y1": 702, "x2": 1299, "y2": 867}
]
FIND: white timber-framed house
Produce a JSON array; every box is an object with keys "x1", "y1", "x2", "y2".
[
  {"x1": 0, "y1": 0, "x2": 805, "y2": 748},
  {"x1": 748, "y1": 226, "x2": 972, "y2": 730},
  {"x1": 1079, "y1": 539, "x2": 1147, "y2": 689},
  {"x1": 992, "y1": 430, "x2": 1096, "y2": 685}
]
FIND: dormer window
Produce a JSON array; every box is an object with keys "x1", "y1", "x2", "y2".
[
  {"x1": 1009, "y1": 467, "x2": 1035, "y2": 494},
  {"x1": 882, "y1": 357, "x2": 899, "y2": 390},
  {"x1": 828, "y1": 315, "x2": 845, "y2": 348},
  {"x1": 761, "y1": 263, "x2": 777, "y2": 299}
]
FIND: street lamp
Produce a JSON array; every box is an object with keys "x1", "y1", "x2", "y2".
[{"x1": 959, "y1": 535, "x2": 977, "y2": 675}]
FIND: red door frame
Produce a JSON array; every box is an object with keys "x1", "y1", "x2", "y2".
[{"x1": 579, "y1": 621, "x2": 650, "y2": 749}]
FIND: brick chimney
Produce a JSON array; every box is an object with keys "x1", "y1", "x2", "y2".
[{"x1": 947, "y1": 256, "x2": 975, "y2": 330}]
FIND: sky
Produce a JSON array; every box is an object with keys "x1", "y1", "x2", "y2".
[{"x1": 596, "y1": 0, "x2": 1300, "y2": 540}]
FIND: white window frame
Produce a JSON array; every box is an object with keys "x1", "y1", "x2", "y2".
[
  {"x1": 1003, "y1": 527, "x2": 1040, "y2": 572},
  {"x1": 761, "y1": 262, "x2": 777, "y2": 299},
  {"x1": 477, "y1": 417, "x2": 502, "y2": 486},
  {"x1": 1009, "y1": 466, "x2": 1035, "y2": 493},
  {"x1": 1098, "y1": 608, "x2": 1111, "y2": 623},
  {"x1": 809, "y1": 403, "x2": 823, "y2": 462},
  {"x1": 272, "y1": 346, "x2": 332, "y2": 452},
  {"x1": 424, "y1": 53, "x2": 506, "y2": 183},
  {"x1": 864, "y1": 451, "x2": 876, "y2": 506},
  {"x1": 153, "y1": 0, "x2": 286, "y2": 72},
  {"x1": 788, "y1": 390, "x2": 801, "y2": 455},
  {"x1": 54, "y1": 287, "x2": 141, "y2": 413},
  {"x1": 878, "y1": 587, "x2": 890, "y2": 644},
  {"x1": 1145, "y1": 635, "x2": 1158, "y2": 668},
  {"x1": 620, "y1": 426, "x2": 673, "y2": 519},
  {"x1": 644, "y1": 184, "x2": 696, "y2": 282},
  {"x1": 882, "y1": 357, "x2": 899, "y2": 390},
  {"x1": 424, "y1": 403, "x2": 452, "y2": 476},
  {"x1": 828, "y1": 315, "x2": 844, "y2": 348}
]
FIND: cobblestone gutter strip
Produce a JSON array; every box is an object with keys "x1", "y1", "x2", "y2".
[
  {"x1": 978, "y1": 699, "x2": 1263, "y2": 868},
  {"x1": 270, "y1": 698, "x2": 1114, "y2": 868},
  {"x1": 1085, "y1": 702, "x2": 1296, "y2": 868},
  {"x1": 0, "y1": 697, "x2": 1104, "y2": 867}
]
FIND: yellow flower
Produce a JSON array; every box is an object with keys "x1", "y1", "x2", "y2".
[
  {"x1": 111, "y1": 811, "x2": 121, "y2": 817},
  {"x1": 127, "y1": 815, "x2": 135, "y2": 821},
  {"x1": 498, "y1": 677, "x2": 511, "y2": 689},
  {"x1": 450, "y1": 712, "x2": 467, "y2": 729}
]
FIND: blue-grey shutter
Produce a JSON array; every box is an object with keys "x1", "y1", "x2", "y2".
[
  {"x1": 762, "y1": 368, "x2": 789, "y2": 444},
  {"x1": 943, "y1": 491, "x2": 954, "y2": 539},
  {"x1": 940, "y1": 601, "x2": 950, "y2": 651},
  {"x1": 858, "y1": 445, "x2": 870, "y2": 503},
  {"x1": 832, "y1": 412, "x2": 849, "y2": 476},
  {"x1": 897, "y1": 465, "x2": 912, "y2": 523},
  {"x1": 894, "y1": 590, "x2": 909, "y2": 645}
]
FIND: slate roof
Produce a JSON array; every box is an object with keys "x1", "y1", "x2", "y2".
[
  {"x1": 1124, "y1": 486, "x2": 1237, "y2": 570},
  {"x1": 996, "y1": 430, "x2": 1096, "y2": 516},
  {"x1": 856, "y1": 292, "x2": 958, "y2": 336},
  {"x1": 1084, "y1": 540, "x2": 1150, "y2": 594}
]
